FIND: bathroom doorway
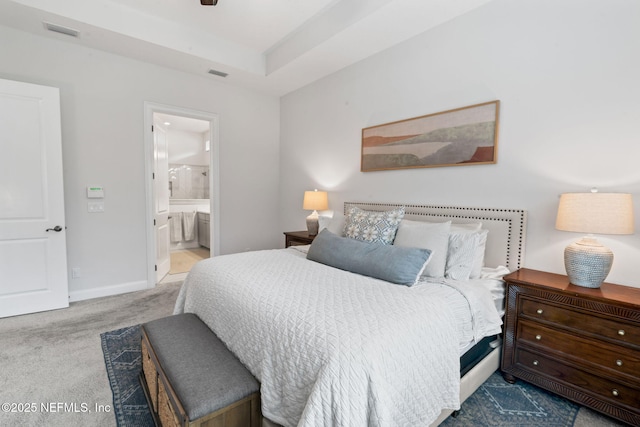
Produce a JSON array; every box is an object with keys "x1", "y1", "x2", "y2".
[{"x1": 144, "y1": 103, "x2": 220, "y2": 287}]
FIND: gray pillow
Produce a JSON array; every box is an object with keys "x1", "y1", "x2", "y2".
[{"x1": 307, "y1": 229, "x2": 432, "y2": 286}]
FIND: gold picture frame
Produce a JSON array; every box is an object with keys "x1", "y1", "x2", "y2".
[{"x1": 361, "y1": 100, "x2": 500, "y2": 172}]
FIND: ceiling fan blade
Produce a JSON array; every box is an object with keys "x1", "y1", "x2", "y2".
[{"x1": 200, "y1": 0, "x2": 218, "y2": 5}]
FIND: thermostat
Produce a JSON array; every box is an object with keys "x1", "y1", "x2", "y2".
[{"x1": 87, "y1": 186, "x2": 104, "y2": 198}]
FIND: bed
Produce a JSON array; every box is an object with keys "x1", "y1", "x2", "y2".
[{"x1": 174, "y1": 202, "x2": 527, "y2": 427}]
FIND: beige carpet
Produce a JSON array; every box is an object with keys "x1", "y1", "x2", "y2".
[
  {"x1": 0, "y1": 281, "x2": 182, "y2": 427},
  {"x1": 169, "y1": 248, "x2": 209, "y2": 274}
]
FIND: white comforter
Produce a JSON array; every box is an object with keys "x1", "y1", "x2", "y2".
[{"x1": 174, "y1": 248, "x2": 500, "y2": 427}]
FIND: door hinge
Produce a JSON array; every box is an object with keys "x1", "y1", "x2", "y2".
[
  {"x1": 153, "y1": 219, "x2": 156, "y2": 226},
  {"x1": 152, "y1": 172, "x2": 155, "y2": 179},
  {"x1": 154, "y1": 265, "x2": 157, "y2": 271},
  {"x1": 151, "y1": 125, "x2": 154, "y2": 132}
]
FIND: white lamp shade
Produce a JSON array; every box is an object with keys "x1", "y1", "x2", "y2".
[
  {"x1": 303, "y1": 190, "x2": 328, "y2": 211},
  {"x1": 556, "y1": 193, "x2": 634, "y2": 235},
  {"x1": 556, "y1": 192, "x2": 634, "y2": 288}
]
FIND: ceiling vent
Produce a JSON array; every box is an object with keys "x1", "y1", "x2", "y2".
[
  {"x1": 208, "y1": 69, "x2": 228, "y2": 78},
  {"x1": 44, "y1": 22, "x2": 80, "y2": 38}
]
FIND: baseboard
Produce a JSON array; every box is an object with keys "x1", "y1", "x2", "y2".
[{"x1": 68, "y1": 280, "x2": 151, "y2": 302}]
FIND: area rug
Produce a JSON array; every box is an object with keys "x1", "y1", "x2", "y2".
[
  {"x1": 441, "y1": 370, "x2": 579, "y2": 426},
  {"x1": 100, "y1": 325, "x2": 154, "y2": 427},
  {"x1": 102, "y1": 325, "x2": 580, "y2": 427}
]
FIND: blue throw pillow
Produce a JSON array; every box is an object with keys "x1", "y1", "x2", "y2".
[{"x1": 307, "y1": 229, "x2": 432, "y2": 287}]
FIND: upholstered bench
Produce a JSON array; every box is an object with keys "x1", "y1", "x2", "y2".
[{"x1": 140, "y1": 313, "x2": 261, "y2": 427}]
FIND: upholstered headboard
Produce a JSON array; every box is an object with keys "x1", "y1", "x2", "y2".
[{"x1": 344, "y1": 202, "x2": 527, "y2": 272}]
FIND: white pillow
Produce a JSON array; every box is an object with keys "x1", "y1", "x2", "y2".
[
  {"x1": 318, "y1": 213, "x2": 346, "y2": 236},
  {"x1": 469, "y1": 229, "x2": 488, "y2": 278},
  {"x1": 446, "y1": 229, "x2": 488, "y2": 280},
  {"x1": 393, "y1": 219, "x2": 451, "y2": 278},
  {"x1": 449, "y1": 222, "x2": 485, "y2": 279},
  {"x1": 318, "y1": 215, "x2": 331, "y2": 232}
]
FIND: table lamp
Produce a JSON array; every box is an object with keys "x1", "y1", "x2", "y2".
[
  {"x1": 303, "y1": 190, "x2": 328, "y2": 236},
  {"x1": 555, "y1": 189, "x2": 634, "y2": 288}
]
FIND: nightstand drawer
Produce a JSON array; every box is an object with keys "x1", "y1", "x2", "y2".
[
  {"x1": 515, "y1": 347, "x2": 640, "y2": 409},
  {"x1": 518, "y1": 320, "x2": 640, "y2": 379},
  {"x1": 519, "y1": 297, "x2": 640, "y2": 347}
]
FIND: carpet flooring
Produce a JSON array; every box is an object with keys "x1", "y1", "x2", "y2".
[{"x1": 0, "y1": 281, "x2": 182, "y2": 427}]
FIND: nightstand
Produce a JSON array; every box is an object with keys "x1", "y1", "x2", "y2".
[
  {"x1": 501, "y1": 268, "x2": 640, "y2": 426},
  {"x1": 283, "y1": 231, "x2": 316, "y2": 247}
]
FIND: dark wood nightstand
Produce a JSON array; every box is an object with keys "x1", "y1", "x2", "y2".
[
  {"x1": 501, "y1": 268, "x2": 640, "y2": 426},
  {"x1": 283, "y1": 231, "x2": 316, "y2": 247}
]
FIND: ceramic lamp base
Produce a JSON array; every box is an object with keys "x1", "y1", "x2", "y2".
[
  {"x1": 306, "y1": 210, "x2": 319, "y2": 236},
  {"x1": 564, "y1": 236, "x2": 613, "y2": 288}
]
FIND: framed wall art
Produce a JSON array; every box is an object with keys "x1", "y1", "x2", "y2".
[{"x1": 361, "y1": 100, "x2": 500, "y2": 172}]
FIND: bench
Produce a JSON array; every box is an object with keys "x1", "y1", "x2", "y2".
[{"x1": 140, "y1": 313, "x2": 261, "y2": 427}]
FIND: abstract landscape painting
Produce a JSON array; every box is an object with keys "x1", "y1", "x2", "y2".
[{"x1": 361, "y1": 101, "x2": 500, "y2": 172}]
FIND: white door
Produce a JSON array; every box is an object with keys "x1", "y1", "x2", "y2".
[
  {"x1": 0, "y1": 79, "x2": 68, "y2": 318},
  {"x1": 153, "y1": 122, "x2": 170, "y2": 282}
]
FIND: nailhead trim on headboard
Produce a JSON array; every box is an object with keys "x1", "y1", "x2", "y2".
[{"x1": 344, "y1": 202, "x2": 527, "y2": 272}]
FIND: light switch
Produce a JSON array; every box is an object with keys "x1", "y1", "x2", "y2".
[{"x1": 88, "y1": 201, "x2": 105, "y2": 213}]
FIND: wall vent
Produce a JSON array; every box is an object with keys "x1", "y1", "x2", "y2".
[
  {"x1": 44, "y1": 22, "x2": 80, "y2": 38},
  {"x1": 208, "y1": 69, "x2": 228, "y2": 78}
]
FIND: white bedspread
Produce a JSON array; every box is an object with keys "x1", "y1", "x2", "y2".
[{"x1": 174, "y1": 248, "x2": 499, "y2": 427}]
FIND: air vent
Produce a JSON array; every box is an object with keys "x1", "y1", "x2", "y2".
[
  {"x1": 44, "y1": 22, "x2": 80, "y2": 38},
  {"x1": 208, "y1": 69, "x2": 228, "y2": 78}
]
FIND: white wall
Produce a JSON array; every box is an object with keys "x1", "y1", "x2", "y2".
[
  {"x1": 168, "y1": 129, "x2": 209, "y2": 166},
  {"x1": 0, "y1": 25, "x2": 281, "y2": 299},
  {"x1": 279, "y1": 0, "x2": 640, "y2": 287}
]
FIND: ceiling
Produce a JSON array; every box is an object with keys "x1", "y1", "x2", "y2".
[{"x1": 0, "y1": 0, "x2": 493, "y2": 96}]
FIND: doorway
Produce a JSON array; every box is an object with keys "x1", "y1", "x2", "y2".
[{"x1": 144, "y1": 103, "x2": 220, "y2": 287}]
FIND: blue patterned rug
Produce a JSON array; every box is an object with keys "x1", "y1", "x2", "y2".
[
  {"x1": 102, "y1": 325, "x2": 579, "y2": 427},
  {"x1": 441, "y1": 370, "x2": 579, "y2": 426},
  {"x1": 100, "y1": 325, "x2": 154, "y2": 427}
]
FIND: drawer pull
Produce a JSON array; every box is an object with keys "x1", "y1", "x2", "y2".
[
  {"x1": 536, "y1": 309, "x2": 543, "y2": 315},
  {"x1": 535, "y1": 334, "x2": 542, "y2": 341},
  {"x1": 616, "y1": 359, "x2": 623, "y2": 367},
  {"x1": 532, "y1": 360, "x2": 539, "y2": 366},
  {"x1": 612, "y1": 389, "x2": 620, "y2": 397},
  {"x1": 618, "y1": 329, "x2": 625, "y2": 336}
]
